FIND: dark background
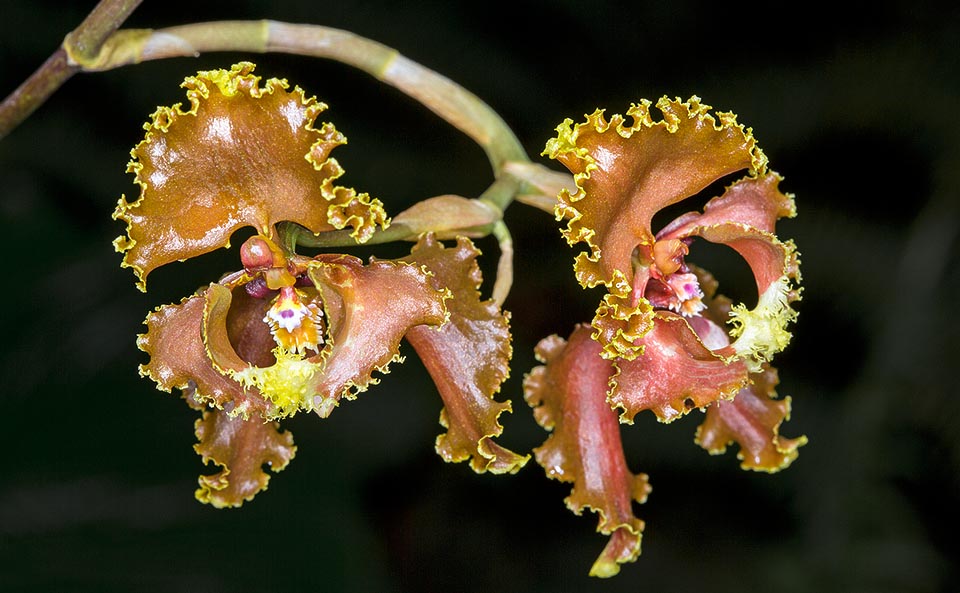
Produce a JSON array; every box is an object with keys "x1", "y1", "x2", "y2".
[{"x1": 2, "y1": 1, "x2": 958, "y2": 591}]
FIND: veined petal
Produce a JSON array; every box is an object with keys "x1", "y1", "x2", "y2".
[
  {"x1": 138, "y1": 287, "x2": 273, "y2": 417},
  {"x1": 114, "y1": 62, "x2": 388, "y2": 290},
  {"x1": 403, "y1": 234, "x2": 528, "y2": 474},
  {"x1": 524, "y1": 326, "x2": 651, "y2": 578},
  {"x1": 695, "y1": 365, "x2": 807, "y2": 472},
  {"x1": 194, "y1": 408, "x2": 296, "y2": 508},
  {"x1": 610, "y1": 313, "x2": 750, "y2": 424},
  {"x1": 305, "y1": 254, "x2": 449, "y2": 417},
  {"x1": 543, "y1": 96, "x2": 767, "y2": 289}
]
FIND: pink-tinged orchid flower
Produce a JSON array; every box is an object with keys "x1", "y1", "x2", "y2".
[
  {"x1": 528, "y1": 97, "x2": 805, "y2": 576},
  {"x1": 118, "y1": 63, "x2": 526, "y2": 508}
]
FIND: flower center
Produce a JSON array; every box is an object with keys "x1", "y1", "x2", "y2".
[
  {"x1": 643, "y1": 239, "x2": 705, "y2": 317},
  {"x1": 263, "y1": 286, "x2": 325, "y2": 354}
]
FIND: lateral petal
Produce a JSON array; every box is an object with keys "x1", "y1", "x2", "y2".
[
  {"x1": 696, "y1": 365, "x2": 807, "y2": 472},
  {"x1": 524, "y1": 326, "x2": 651, "y2": 577},
  {"x1": 305, "y1": 254, "x2": 449, "y2": 417},
  {"x1": 403, "y1": 234, "x2": 528, "y2": 474},
  {"x1": 138, "y1": 287, "x2": 273, "y2": 417}
]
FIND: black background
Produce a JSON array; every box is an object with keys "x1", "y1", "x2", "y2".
[{"x1": 2, "y1": 1, "x2": 958, "y2": 592}]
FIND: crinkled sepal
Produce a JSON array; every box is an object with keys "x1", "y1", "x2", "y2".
[
  {"x1": 138, "y1": 288, "x2": 272, "y2": 416},
  {"x1": 543, "y1": 96, "x2": 767, "y2": 289},
  {"x1": 114, "y1": 62, "x2": 387, "y2": 290},
  {"x1": 610, "y1": 313, "x2": 750, "y2": 424},
  {"x1": 658, "y1": 173, "x2": 801, "y2": 370},
  {"x1": 524, "y1": 326, "x2": 651, "y2": 578},
  {"x1": 695, "y1": 365, "x2": 807, "y2": 472},
  {"x1": 194, "y1": 408, "x2": 296, "y2": 508},
  {"x1": 305, "y1": 254, "x2": 449, "y2": 417},
  {"x1": 403, "y1": 234, "x2": 527, "y2": 474}
]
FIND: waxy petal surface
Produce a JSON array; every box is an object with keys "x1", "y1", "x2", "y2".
[
  {"x1": 305, "y1": 255, "x2": 449, "y2": 417},
  {"x1": 525, "y1": 326, "x2": 650, "y2": 577},
  {"x1": 696, "y1": 366, "x2": 807, "y2": 472},
  {"x1": 194, "y1": 408, "x2": 296, "y2": 508},
  {"x1": 610, "y1": 313, "x2": 750, "y2": 423},
  {"x1": 543, "y1": 97, "x2": 767, "y2": 290},
  {"x1": 115, "y1": 62, "x2": 387, "y2": 290},
  {"x1": 403, "y1": 234, "x2": 527, "y2": 474},
  {"x1": 138, "y1": 288, "x2": 272, "y2": 417}
]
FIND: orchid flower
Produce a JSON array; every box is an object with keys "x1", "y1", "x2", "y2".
[
  {"x1": 526, "y1": 97, "x2": 806, "y2": 576},
  {"x1": 116, "y1": 63, "x2": 526, "y2": 508}
]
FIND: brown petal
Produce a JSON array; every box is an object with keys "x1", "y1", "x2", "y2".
[
  {"x1": 194, "y1": 408, "x2": 296, "y2": 508},
  {"x1": 138, "y1": 287, "x2": 272, "y2": 417},
  {"x1": 114, "y1": 62, "x2": 387, "y2": 290},
  {"x1": 305, "y1": 254, "x2": 448, "y2": 417},
  {"x1": 403, "y1": 234, "x2": 527, "y2": 474},
  {"x1": 543, "y1": 97, "x2": 767, "y2": 290},
  {"x1": 524, "y1": 326, "x2": 651, "y2": 577},
  {"x1": 696, "y1": 365, "x2": 807, "y2": 472},
  {"x1": 610, "y1": 313, "x2": 750, "y2": 423}
]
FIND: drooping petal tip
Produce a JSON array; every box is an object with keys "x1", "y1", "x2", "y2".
[
  {"x1": 404, "y1": 234, "x2": 528, "y2": 474},
  {"x1": 194, "y1": 408, "x2": 296, "y2": 508}
]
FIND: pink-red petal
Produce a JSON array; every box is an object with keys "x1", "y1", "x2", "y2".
[
  {"x1": 525, "y1": 326, "x2": 650, "y2": 577},
  {"x1": 610, "y1": 313, "x2": 750, "y2": 423},
  {"x1": 696, "y1": 366, "x2": 807, "y2": 472},
  {"x1": 305, "y1": 254, "x2": 448, "y2": 417}
]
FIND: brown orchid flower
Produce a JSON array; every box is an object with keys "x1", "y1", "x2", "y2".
[
  {"x1": 526, "y1": 97, "x2": 805, "y2": 576},
  {"x1": 118, "y1": 63, "x2": 526, "y2": 508}
]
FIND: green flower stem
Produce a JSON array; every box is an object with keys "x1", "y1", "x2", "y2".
[
  {"x1": 490, "y1": 221, "x2": 514, "y2": 306},
  {"x1": 0, "y1": 0, "x2": 142, "y2": 139},
  {"x1": 3, "y1": 19, "x2": 531, "y2": 211}
]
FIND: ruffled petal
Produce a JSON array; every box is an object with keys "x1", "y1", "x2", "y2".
[
  {"x1": 543, "y1": 96, "x2": 767, "y2": 290},
  {"x1": 524, "y1": 326, "x2": 651, "y2": 577},
  {"x1": 696, "y1": 365, "x2": 807, "y2": 472},
  {"x1": 194, "y1": 408, "x2": 296, "y2": 508},
  {"x1": 304, "y1": 254, "x2": 449, "y2": 417},
  {"x1": 609, "y1": 313, "x2": 750, "y2": 424},
  {"x1": 590, "y1": 290, "x2": 655, "y2": 361},
  {"x1": 114, "y1": 62, "x2": 387, "y2": 290},
  {"x1": 138, "y1": 287, "x2": 273, "y2": 417},
  {"x1": 402, "y1": 234, "x2": 528, "y2": 474}
]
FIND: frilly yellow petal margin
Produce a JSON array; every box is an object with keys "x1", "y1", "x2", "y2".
[
  {"x1": 230, "y1": 349, "x2": 322, "y2": 419},
  {"x1": 727, "y1": 242, "x2": 802, "y2": 371},
  {"x1": 543, "y1": 96, "x2": 768, "y2": 290},
  {"x1": 114, "y1": 62, "x2": 388, "y2": 291},
  {"x1": 194, "y1": 408, "x2": 296, "y2": 508},
  {"x1": 590, "y1": 291, "x2": 655, "y2": 361}
]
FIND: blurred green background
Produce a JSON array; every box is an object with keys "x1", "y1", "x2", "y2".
[{"x1": 2, "y1": 1, "x2": 958, "y2": 591}]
